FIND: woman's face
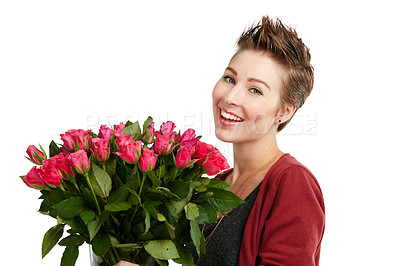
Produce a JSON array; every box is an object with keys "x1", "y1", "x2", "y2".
[{"x1": 212, "y1": 49, "x2": 285, "y2": 144}]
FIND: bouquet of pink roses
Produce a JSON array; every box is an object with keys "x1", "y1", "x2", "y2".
[{"x1": 21, "y1": 117, "x2": 243, "y2": 266}]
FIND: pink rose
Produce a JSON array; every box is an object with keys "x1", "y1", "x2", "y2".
[
  {"x1": 40, "y1": 159, "x2": 64, "y2": 187},
  {"x1": 91, "y1": 138, "x2": 110, "y2": 162},
  {"x1": 26, "y1": 145, "x2": 46, "y2": 165},
  {"x1": 142, "y1": 122, "x2": 155, "y2": 142},
  {"x1": 22, "y1": 166, "x2": 46, "y2": 189},
  {"x1": 115, "y1": 141, "x2": 142, "y2": 164},
  {"x1": 139, "y1": 148, "x2": 157, "y2": 172},
  {"x1": 115, "y1": 133, "x2": 134, "y2": 150},
  {"x1": 98, "y1": 125, "x2": 113, "y2": 140},
  {"x1": 60, "y1": 129, "x2": 92, "y2": 151},
  {"x1": 69, "y1": 150, "x2": 90, "y2": 175},
  {"x1": 202, "y1": 148, "x2": 230, "y2": 175},
  {"x1": 114, "y1": 122, "x2": 125, "y2": 134},
  {"x1": 160, "y1": 121, "x2": 176, "y2": 135},
  {"x1": 193, "y1": 140, "x2": 215, "y2": 164},
  {"x1": 179, "y1": 128, "x2": 196, "y2": 143},
  {"x1": 176, "y1": 145, "x2": 196, "y2": 168},
  {"x1": 154, "y1": 133, "x2": 174, "y2": 155},
  {"x1": 51, "y1": 153, "x2": 74, "y2": 179}
]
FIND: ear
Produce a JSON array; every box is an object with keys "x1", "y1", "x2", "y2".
[{"x1": 276, "y1": 103, "x2": 296, "y2": 125}]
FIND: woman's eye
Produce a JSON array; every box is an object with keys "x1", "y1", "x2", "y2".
[
  {"x1": 223, "y1": 76, "x2": 235, "y2": 84},
  {"x1": 250, "y1": 88, "x2": 262, "y2": 95}
]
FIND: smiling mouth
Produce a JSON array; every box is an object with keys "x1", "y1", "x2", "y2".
[{"x1": 220, "y1": 108, "x2": 244, "y2": 122}]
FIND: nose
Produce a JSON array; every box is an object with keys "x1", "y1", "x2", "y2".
[{"x1": 224, "y1": 84, "x2": 243, "y2": 106}]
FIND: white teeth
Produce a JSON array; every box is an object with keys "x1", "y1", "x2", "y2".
[{"x1": 221, "y1": 109, "x2": 243, "y2": 122}]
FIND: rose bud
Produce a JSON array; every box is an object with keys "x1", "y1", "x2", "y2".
[
  {"x1": 113, "y1": 122, "x2": 125, "y2": 134},
  {"x1": 139, "y1": 148, "x2": 157, "y2": 172},
  {"x1": 26, "y1": 145, "x2": 46, "y2": 165},
  {"x1": 154, "y1": 133, "x2": 174, "y2": 155},
  {"x1": 179, "y1": 128, "x2": 196, "y2": 143},
  {"x1": 142, "y1": 122, "x2": 155, "y2": 143},
  {"x1": 21, "y1": 166, "x2": 46, "y2": 189},
  {"x1": 69, "y1": 150, "x2": 90, "y2": 175},
  {"x1": 115, "y1": 140, "x2": 142, "y2": 164},
  {"x1": 52, "y1": 153, "x2": 74, "y2": 179},
  {"x1": 60, "y1": 129, "x2": 92, "y2": 151},
  {"x1": 176, "y1": 145, "x2": 196, "y2": 168},
  {"x1": 92, "y1": 138, "x2": 110, "y2": 162},
  {"x1": 160, "y1": 121, "x2": 176, "y2": 135},
  {"x1": 98, "y1": 125, "x2": 113, "y2": 140}
]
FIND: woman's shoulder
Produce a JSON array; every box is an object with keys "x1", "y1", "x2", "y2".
[{"x1": 267, "y1": 153, "x2": 324, "y2": 203}]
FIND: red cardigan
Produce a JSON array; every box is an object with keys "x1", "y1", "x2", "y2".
[{"x1": 221, "y1": 154, "x2": 325, "y2": 265}]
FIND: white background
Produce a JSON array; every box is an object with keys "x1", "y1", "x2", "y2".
[{"x1": 1, "y1": 0, "x2": 399, "y2": 265}]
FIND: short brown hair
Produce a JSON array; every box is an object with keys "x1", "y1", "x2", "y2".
[{"x1": 236, "y1": 16, "x2": 314, "y2": 132}]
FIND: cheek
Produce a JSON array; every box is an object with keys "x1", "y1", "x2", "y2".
[{"x1": 212, "y1": 82, "x2": 223, "y2": 104}]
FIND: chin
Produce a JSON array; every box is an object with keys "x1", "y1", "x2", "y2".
[{"x1": 214, "y1": 129, "x2": 237, "y2": 143}]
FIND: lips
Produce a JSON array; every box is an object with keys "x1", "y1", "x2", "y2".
[{"x1": 219, "y1": 108, "x2": 244, "y2": 124}]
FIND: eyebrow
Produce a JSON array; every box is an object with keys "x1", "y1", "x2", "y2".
[
  {"x1": 226, "y1": 67, "x2": 237, "y2": 76},
  {"x1": 248, "y1": 77, "x2": 271, "y2": 90},
  {"x1": 226, "y1": 67, "x2": 271, "y2": 89}
]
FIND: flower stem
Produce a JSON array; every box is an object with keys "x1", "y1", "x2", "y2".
[
  {"x1": 138, "y1": 172, "x2": 146, "y2": 198},
  {"x1": 84, "y1": 173, "x2": 101, "y2": 215},
  {"x1": 112, "y1": 247, "x2": 121, "y2": 262}
]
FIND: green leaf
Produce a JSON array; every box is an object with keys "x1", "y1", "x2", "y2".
[
  {"x1": 39, "y1": 198, "x2": 51, "y2": 213},
  {"x1": 142, "y1": 116, "x2": 153, "y2": 133},
  {"x1": 89, "y1": 163, "x2": 112, "y2": 198},
  {"x1": 55, "y1": 197, "x2": 87, "y2": 218},
  {"x1": 87, "y1": 219, "x2": 100, "y2": 241},
  {"x1": 144, "y1": 240, "x2": 179, "y2": 260},
  {"x1": 58, "y1": 235, "x2": 86, "y2": 246},
  {"x1": 79, "y1": 210, "x2": 96, "y2": 224},
  {"x1": 104, "y1": 202, "x2": 132, "y2": 212},
  {"x1": 88, "y1": 211, "x2": 109, "y2": 241},
  {"x1": 168, "y1": 180, "x2": 190, "y2": 199},
  {"x1": 108, "y1": 186, "x2": 130, "y2": 204},
  {"x1": 144, "y1": 204, "x2": 158, "y2": 219},
  {"x1": 157, "y1": 213, "x2": 166, "y2": 222},
  {"x1": 193, "y1": 191, "x2": 214, "y2": 203},
  {"x1": 105, "y1": 158, "x2": 117, "y2": 177},
  {"x1": 41, "y1": 188, "x2": 65, "y2": 205},
  {"x1": 127, "y1": 188, "x2": 141, "y2": 205},
  {"x1": 207, "y1": 188, "x2": 244, "y2": 212},
  {"x1": 158, "y1": 187, "x2": 180, "y2": 199},
  {"x1": 206, "y1": 178, "x2": 231, "y2": 191},
  {"x1": 49, "y1": 140, "x2": 62, "y2": 157},
  {"x1": 92, "y1": 232, "x2": 111, "y2": 257},
  {"x1": 196, "y1": 201, "x2": 218, "y2": 224},
  {"x1": 60, "y1": 245, "x2": 79, "y2": 266},
  {"x1": 143, "y1": 208, "x2": 151, "y2": 234},
  {"x1": 121, "y1": 121, "x2": 141, "y2": 138},
  {"x1": 184, "y1": 202, "x2": 200, "y2": 220},
  {"x1": 190, "y1": 219, "x2": 202, "y2": 256},
  {"x1": 173, "y1": 242, "x2": 195, "y2": 266},
  {"x1": 164, "y1": 201, "x2": 179, "y2": 225},
  {"x1": 64, "y1": 217, "x2": 86, "y2": 234},
  {"x1": 164, "y1": 220, "x2": 175, "y2": 239},
  {"x1": 42, "y1": 224, "x2": 64, "y2": 258},
  {"x1": 148, "y1": 171, "x2": 161, "y2": 186}
]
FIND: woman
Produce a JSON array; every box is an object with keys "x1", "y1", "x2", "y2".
[{"x1": 116, "y1": 15, "x2": 325, "y2": 266}]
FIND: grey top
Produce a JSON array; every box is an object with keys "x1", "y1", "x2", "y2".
[{"x1": 189, "y1": 183, "x2": 261, "y2": 266}]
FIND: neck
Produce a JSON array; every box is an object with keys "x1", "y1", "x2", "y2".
[{"x1": 231, "y1": 133, "x2": 282, "y2": 184}]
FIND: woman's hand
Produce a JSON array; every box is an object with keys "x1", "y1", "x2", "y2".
[{"x1": 113, "y1": 261, "x2": 139, "y2": 266}]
